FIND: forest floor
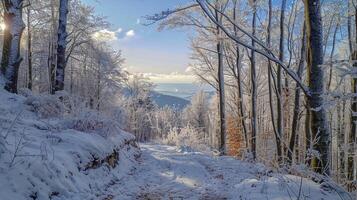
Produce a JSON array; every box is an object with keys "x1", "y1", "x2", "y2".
[
  {"x1": 106, "y1": 144, "x2": 348, "y2": 200},
  {"x1": 0, "y1": 84, "x2": 352, "y2": 200}
]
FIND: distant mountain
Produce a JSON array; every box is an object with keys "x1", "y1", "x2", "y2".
[
  {"x1": 120, "y1": 87, "x2": 189, "y2": 110},
  {"x1": 150, "y1": 91, "x2": 190, "y2": 110},
  {"x1": 154, "y1": 83, "x2": 215, "y2": 101},
  {"x1": 121, "y1": 83, "x2": 214, "y2": 110}
]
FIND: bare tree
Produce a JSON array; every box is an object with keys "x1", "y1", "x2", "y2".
[
  {"x1": 1, "y1": 0, "x2": 25, "y2": 93},
  {"x1": 215, "y1": 1, "x2": 227, "y2": 155},
  {"x1": 288, "y1": 23, "x2": 306, "y2": 164},
  {"x1": 54, "y1": 0, "x2": 69, "y2": 92},
  {"x1": 304, "y1": 0, "x2": 330, "y2": 175},
  {"x1": 250, "y1": 0, "x2": 257, "y2": 159},
  {"x1": 348, "y1": 0, "x2": 357, "y2": 190},
  {"x1": 27, "y1": 6, "x2": 32, "y2": 90},
  {"x1": 277, "y1": 0, "x2": 287, "y2": 162},
  {"x1": 232, "y1": 0, "x2": 248, "y2": 149}
]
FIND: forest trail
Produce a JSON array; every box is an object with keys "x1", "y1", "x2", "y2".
[{"x1": 107, "y1": 144, "x2": 343, "y2": 200}]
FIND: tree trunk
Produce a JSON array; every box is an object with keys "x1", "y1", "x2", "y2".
[
  {"x1": 54, "y1": 0, "x2": 69, "y2": 92},
  {"x1": 3, "y1": 0, "x2": 25, "y2": 93},
  {"x1": 27, "y1": 7, "x2": 32, "y2": 90},
  {"x1": 250, "y1": 0, "x2": 257, "y2": 160},
  {"x1": 327, "y1": 23, "x2": 338, "y2": 91},
  {"x1": 215, "y1": 4, "x2": 226, "y2": 154},
  {"x1": 304, "y1": 0, "x2": 330, "y2": 175},
  {"x1": 70, "y1": 60, "x2": 73, "y2": 94},
  {"x1": 266, "y1": 0, "x2": 282, "y2": 163},
  {"x1": 233, "y1": 0, "x2": 248, "y2": 149},
  {"x1": 288, "y1": 23, "x2": 306, "y2": 164},
  {"x1": 276, "y1": 0, "x2": 287, "y2": 162},
  {"x1": 97, "y1": 60, "x2": 101, "y2": 111},
  {"x1": 1, "y1": 5, "x2": 11, "y2": 75},
  {"x1": 49, "y1": 0, "x2": 57, "y2": 94},
  {"x1": 348, "y1": 5, "x2": 357, "y2": 192}
]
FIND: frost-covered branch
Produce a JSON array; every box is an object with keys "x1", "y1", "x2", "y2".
[
  {"x1": 196, "y1": 0, "x2": 310, "y2": 96},
  {"x1": 143, "y1": 3, "x2": 199, "y2": 25}
]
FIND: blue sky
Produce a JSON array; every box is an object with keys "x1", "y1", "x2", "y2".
[{"x1": 83, "y1": 0, "x2": 195, "y2": 82}]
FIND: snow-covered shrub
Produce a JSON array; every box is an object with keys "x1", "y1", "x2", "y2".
[
  {"x1": 163, "y1": 125, "x2": 209, "y2": 152},
  {"x1": 24, "y1": 91, "x2": 87, "y2": 119},
  {"x1": 25, "y1": 94, "x2": 67, "y2": 118},
  {"x1": 71, "y1": 111, "x2": 122, "y2": 138},
  {"x1": 17, "y1": 88, "x2": 33, "y2": 97}
]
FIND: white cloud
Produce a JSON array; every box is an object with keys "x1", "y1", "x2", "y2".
[
  {"x1": 116, "y1": 28, "x2": 123, "y2": 33},
  {"x1": 92, "y1": 29, "x2": 118, "y2": 42},
  {"x1": 126, "y1": 30, "x2": 135, "y2": 37},
  {"x1": 138, "y1": 72, "x2": 196, "y2": 84},
  {"x1": 92, "y1": 28, "x2": 136, "y2": 42}
]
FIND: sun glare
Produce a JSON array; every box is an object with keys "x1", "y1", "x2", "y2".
[{"x1": 0, "y1": 23, "x2": 6, "y2": 30}]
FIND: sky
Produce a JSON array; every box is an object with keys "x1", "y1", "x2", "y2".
[{"x1": 82, "y1": 0, "x2": 195, "y2": 83}]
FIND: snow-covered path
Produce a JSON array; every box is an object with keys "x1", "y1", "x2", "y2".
[{"x1": 106, "y1": 144, "x2": 345, "y2": 200}]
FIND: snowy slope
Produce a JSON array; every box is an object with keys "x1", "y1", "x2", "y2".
[
  {"x1": 0, "y1": 86, "x2": 353, "y2": 200},
  {"x1": 107, "y1": 144, "x2": 352, "y2": 200},
  {"x1": 0, "y1": 88, "x2": 140, "y2": 200}
]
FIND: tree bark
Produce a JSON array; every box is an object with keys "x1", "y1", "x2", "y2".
[
  {"x1": 233, "y1": 0, "x2": 248, "y2": 149},
  {"x1": 54, "y1": 0, "x2": 69, "y2": 92},
  {"x1": 327, "y1": 23, "x2": 338, "y2": 91},
  {"x1": 27, "y1": 7, "x2": 32, "y2": 90},
  {"x1": 1, "y1": 3, "x2": 11, "y2": 75},
  {"x1": 250, "y1": 0, "x2": 257, "y2": 160},
  {"x1": 276, "y1": 0, "x2": 287, "y2": 163},
  {"x1": 288, "y1": 23, "x2": 306, "y2": 164},
  {"x1": 348, "y1": 4, "x2": 357, "y2": 192},
  {"x1": 215, "y1": 3, "x2": 226, "y2": 155},
  {"x1": 2, "y1": 0, "x2": 25, "y2": 93},
  {"x1": 304, "y1": 0, "x2": 330, "y2": 175},
  {"x1": 49, "y1": 0, "x2": 57, "y2": 94},
  {"x1": 266, "y1": 0, "x2": 282, "y2": 163}
]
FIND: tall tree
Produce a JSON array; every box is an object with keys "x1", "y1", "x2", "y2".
[
  {"x1": 277, "y1": 0, "x2": 287, "y2": 162},
  {"x1": 49, "y1": 0, "x2": 57, "y2": 94},
  {"x1": 1, "y1": 1, "x2": 11, "y2": 75},
  {"x1": 266, "y1": 0, "x2": 282, "y2": 163},
  {"x1": 1, "y1": 0, "x2": 25, "y2": 93},
  {"x1": 288, "y1": 23, "x2": 306, "y2": 164},
  {"x1": 233, "y1": 0, "x2": 248, "y2": 148},
  {"x1": 27, "y1": 6, "x2": 32, "y2": 90},
  {"x1": 54, "y1": 0, "x2": 69, "y2": 92},
  {"x1": 250, "y1": 0, "x2": 257, "y2": 159},
  {"x1": 348, "y1": 0, "x2": 357, "y2": 191},
  {"x1": 215, "y1": 1, "x2": 226, "y2": 155},
  {"x1": 304, "y1": 0, "x2": 330, "y2": 175}
]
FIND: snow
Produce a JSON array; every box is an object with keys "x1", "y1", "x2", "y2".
[
  {"x1": 106, "y1": 144, "x2": 350, "y2": 200},
  {"x1": 0, "y1": 86, "x2": 352, "y2": 200},
  {"x1": 0, "y1": 88, "x2": 140, "y2": 200}
]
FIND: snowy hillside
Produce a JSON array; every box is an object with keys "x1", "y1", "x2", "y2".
[
  {"x1": 0, "y1": 88, "x2": 140, "y2": 200},
  {"x1": 106, "y1": 144, "x2": 352, "y2": 200},
  {"x1": 0, "y1": 87, "x2": 353, "y2": 200}
]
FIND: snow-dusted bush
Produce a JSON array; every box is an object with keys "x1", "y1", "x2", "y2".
[
  {"x1": 23, "y1": 91, "x2": 125, "y2": 138},
  {"x1": 71, "y1": 111, "x2": 122, "y2": 138},
  {"x1": 163, "y1": 125, "x2": 209, "y2": 152},
  {"x1": 17, "y1": 88, "x2": 33, "y2": 97},
  {"x1": 25, "y1": 93, "x2": 67, "y2": 118},
  {"x1": 24, "y1": 91, "x2": 88, "y2": 119}
]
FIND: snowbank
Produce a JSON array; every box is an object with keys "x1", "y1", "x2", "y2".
[
  {"x1": 0, "y1": 89, "x2": 140, "y2": 200},
  {"x1": 111, "y1": 144, "x2": 353, "y2": 200}
]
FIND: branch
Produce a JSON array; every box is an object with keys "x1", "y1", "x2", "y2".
[
  {"x1": 143, "y1": 3, "x2": 199, "y2": 26},
  {"x1": 196, "y1": 0, "x2": 311, "y2": 96}
]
